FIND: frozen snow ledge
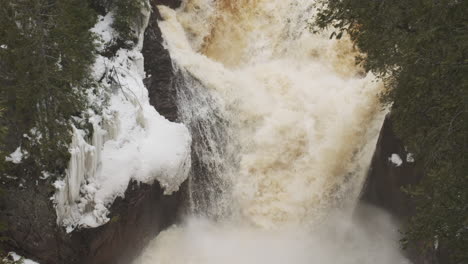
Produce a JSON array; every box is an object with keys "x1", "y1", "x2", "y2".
[{"x1": 53, "y1": 7, "x2": 191, "y2": 232}]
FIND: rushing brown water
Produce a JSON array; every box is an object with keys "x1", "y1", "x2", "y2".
[{"x1": 134, "y1": 1, "x2": 409, "y2": 263}]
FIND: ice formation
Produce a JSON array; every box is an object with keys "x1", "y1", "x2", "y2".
[{"x1": 53, "y1": 8, "x2": 191, "y2": 230}]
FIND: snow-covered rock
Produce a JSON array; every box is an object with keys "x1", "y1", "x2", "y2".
[
  {"x1": 388, "y1": 153, "x2": 403, "y2": 167},
  {"x1": 53, "y1": 6, "x2": 191, "y2": 231}
]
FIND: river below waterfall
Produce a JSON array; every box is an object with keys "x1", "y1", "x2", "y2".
[{"x1": 135, "y1": 0, "x2": 410, "y2": 263}]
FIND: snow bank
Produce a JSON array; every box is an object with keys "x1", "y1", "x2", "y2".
[
  {"x1": 6, "y1": 252, "x2": 39, "y2": 264},
  {"x1": 5, "y1": 147, "x2": 27, "y2": 164},
  {"x1": 53, "y1": 8, "x2": 191, "y2": 231}
]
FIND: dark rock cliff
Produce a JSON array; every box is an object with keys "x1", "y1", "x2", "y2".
[
  {"x1": 362, "y1": 116, "x2": 422, "y2": 219},
  {"x1": 143, "y1": 0, "x2": 181, "y2": 122},
  {"x1": 77, "y1": 181, "x2": 184, "y2": 264},
  {"x1": 0, "y1": 1, "x2": 184, "y2": 263},
  {"x1": 362, "y1": 116, "x2": 448, "y2": 264}
]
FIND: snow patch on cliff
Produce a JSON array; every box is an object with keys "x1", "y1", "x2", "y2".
[
  {"x1": 53, "y1": 7, "x2": 191, "y2": 231},
  {"x1": 6, "y1": 252, "x2": 39, "y2": 264},
  {"x1": 388, "y1": 154, "x2": 403, "y2": 167},
  {"x1": 5, "y1": 147, "x2": 27, "y2": 164}
]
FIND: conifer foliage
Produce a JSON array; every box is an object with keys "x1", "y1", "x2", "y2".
[
  {"x1": 112, "y1": 0, "x2": 149, "y2": 47},
  {"x1": 93, "y1": 0, "x2": 149, "y2": 50},
  {"x1": 0, "y1": 0, "x2": 98, "y2": 175},
  {"x1": 314, "y1": 0, "x2": 468, "y2": 262}
]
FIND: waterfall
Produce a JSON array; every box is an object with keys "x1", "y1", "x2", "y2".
[
  {"x1": 174, "y1": 69, "x2": 236, "y2": 218},
  {"x1": 135, "y1": 0, "x2": 410, "y2": 263}
]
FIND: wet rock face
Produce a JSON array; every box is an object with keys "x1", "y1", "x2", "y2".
[
  {"x1": 362, "y1": 116, "x2": 448, "y2": 264},
  {"x1": 143, "y1": 0, "x2": 182, "y2": 122},
  {"x1": 152, "y1": 0, "x2": 182, "y2": 9},
  {"x1": 0, "y1": 177, "x2": 75, "y2": 263},
  {"x1": 1, "y1": 180, "x2": 183, "y2": 264},
  {"x1": 0, "y1": 1, "x2": 184, "y2": 263},
  {"x1": 362, "y1": 116, "x2": 422, "y2": 219},
  {"x1": 77, "y1": 181, "x2": 185, "y2": 264}
]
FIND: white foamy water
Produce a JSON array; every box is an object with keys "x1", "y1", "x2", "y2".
[
  {"x1": 135, "y1": 0, "x2": 409, "y2": 263},
  {"x1": 135, "y1": 206, "x2": 409, "y2": 264}
]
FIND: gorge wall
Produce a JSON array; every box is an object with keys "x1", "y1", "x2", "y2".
[
  {"x1": 362, "y1": 116, "x2": 449, "y2": 264},
  {"x1": 0, "y1": 1, "x2": 185, "y2": 263}
]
